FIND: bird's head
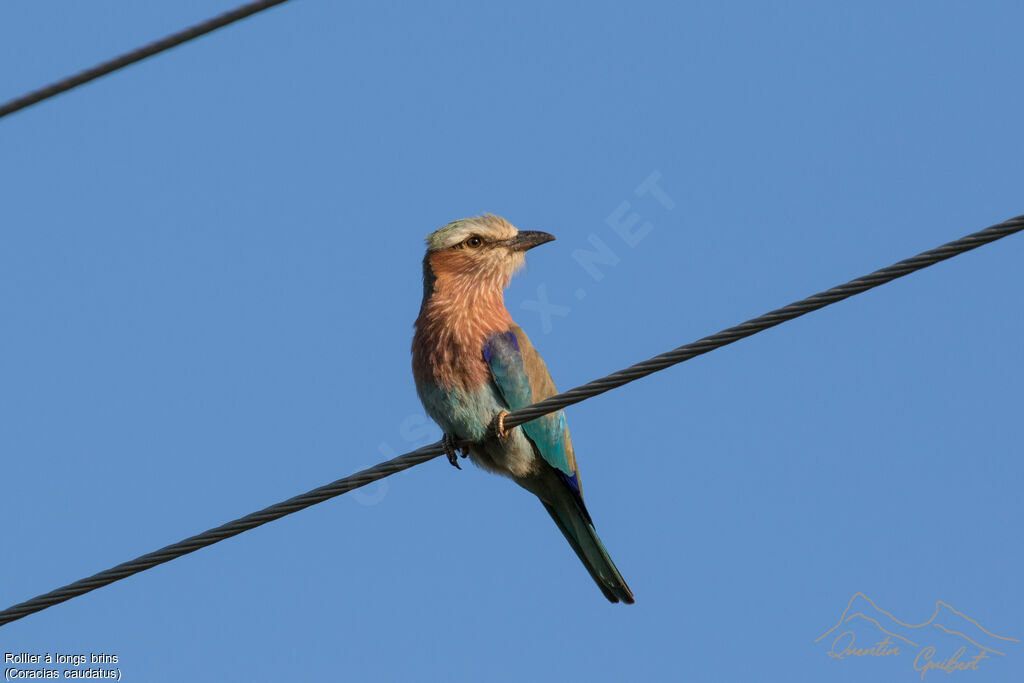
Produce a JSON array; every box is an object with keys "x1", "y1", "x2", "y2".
[{"x1": 422, "y1": 214, "x2": 555, "y2": 296}]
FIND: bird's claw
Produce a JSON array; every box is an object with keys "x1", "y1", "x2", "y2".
[
  {"x1": 442, "y1": 433, "x2": 466, "y2": 470},
  {"x1": 493, "y1": 410, "x2": 511, "y2": 443}
]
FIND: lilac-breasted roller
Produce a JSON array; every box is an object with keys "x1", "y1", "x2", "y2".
[{"x1": 411, "y1": 214, "x2": 634, "y2": 604}]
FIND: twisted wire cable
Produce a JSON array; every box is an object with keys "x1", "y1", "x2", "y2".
[
  {"x1": 505, "y1": 215, "x2": 1024, "y2": 427},
  {"x1": 0, "y1": 0, "x2": 293, "y2": 120},
  {"x1": 0, "y1": 214, "x2": 1020, "y2": 627}
]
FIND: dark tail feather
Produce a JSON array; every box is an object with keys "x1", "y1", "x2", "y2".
[{"x1": 542, "y1": 498, "x2": 635, "y2": 604}]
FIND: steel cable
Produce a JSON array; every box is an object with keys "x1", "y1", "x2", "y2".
[
  {"x1": 0, "y1": 214, "x2": 1020, "y2": 627},
  {"x1": 0, "y1": 0, "x2": 292, "y2": 120}
]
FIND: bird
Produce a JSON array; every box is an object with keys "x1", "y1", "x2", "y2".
[{"x1": 411, "y1": 214, "x2": 634, "y2": 604}]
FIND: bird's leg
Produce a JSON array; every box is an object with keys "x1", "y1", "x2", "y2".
[{"x1": 442, "y1": 433, "x2": 464, "y2": 470}]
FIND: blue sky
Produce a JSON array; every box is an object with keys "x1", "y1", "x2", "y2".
[{"x1": 1, "y1": 2, "x2": 1022, "y2": 681}]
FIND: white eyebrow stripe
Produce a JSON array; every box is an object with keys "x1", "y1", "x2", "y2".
[{"x1": 426, "y1": 215, "x2": 519, "y2": 250}]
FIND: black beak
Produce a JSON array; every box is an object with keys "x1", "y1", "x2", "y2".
[{"x1": 509, "y1": 230, "x2": 556, "y2": 252}]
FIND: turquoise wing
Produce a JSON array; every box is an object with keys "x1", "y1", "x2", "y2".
[{"x1": 483, "y1": 329, "x2": 577, "y2": 483}]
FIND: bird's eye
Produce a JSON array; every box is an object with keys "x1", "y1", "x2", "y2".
[{"x1": 465, "y1": 236, "x2": 484, "y2": 249}]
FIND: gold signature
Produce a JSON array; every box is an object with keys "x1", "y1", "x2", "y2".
[
  {"x1": 827, "y1": 632, "x2": 900, "y2": 658},
  {"x1": 914, "y1": 647, "x2": 990, "y2": 680},
  {"x1": 816, "y1": 593, "x2": 1019, "y2": 679}
]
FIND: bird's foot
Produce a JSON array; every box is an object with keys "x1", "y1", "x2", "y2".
[
  {"x1": 492, "y1": 410, "x2": 511, "y2": 443},
  {"x1": 442, "y1": 433, "x2": 467, "y2": 470}
]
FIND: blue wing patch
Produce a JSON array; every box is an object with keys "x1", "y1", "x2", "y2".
[
  {"x1": 482, "y1": 331, "x2": 530, "y2": 406},
  {"x1": 483, "y1": 331, "x2": 574, "y2": 478}
]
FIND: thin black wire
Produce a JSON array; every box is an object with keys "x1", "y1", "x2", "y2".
[
  {"x1": 0, "y1": 0, "x2": 293, "y2": 120},
  {"x1": 0, "y1": 215, "x2": 1020, "y2": 628}
]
